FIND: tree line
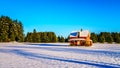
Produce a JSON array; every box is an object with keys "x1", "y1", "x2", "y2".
[
  {"x1": 24, "y1": 29, "x2": 68, "y2": 43},
  {"x1": 0, "y1": 15, "x2": 67, "y2": 43},
  {"x1": 91, "y1": 32, "x2": 120, "y2": 43},
  {"x1": 25, "y1": 29, "x2": 58, "y2": 42},
  {"x1": 0, "y1": 16, "x2": 24, "y2": 42}
]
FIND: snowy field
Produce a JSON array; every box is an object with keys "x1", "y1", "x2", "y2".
[{"x1": 0, "y1": 43, "x2": 120, "y2": 68}]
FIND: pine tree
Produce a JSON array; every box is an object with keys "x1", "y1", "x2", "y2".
[
  {"x1": 0, "y1": 16, "x2": 24, "y2": 42},
  {"x1": 91, "y1": 33, "x2": 98, "y2": 43},
  {"x1": 51, "y1": 32, "x2": 58, "y2": 42},
  {"x1": 26, "y1": 32, "x2": 33, "y2": 42},
  {"x1": 58, "y1": 36, "x2": 61, "y2": 42},
  {"x1": 41, "y1": 32, "x2": 49, "y2": 42},
  {"x1": 116, "y1": 37, "x2": 120, "y2": 43},
  {"x1": 60, "y1": 36, "x2": 65, "y2": 42},
  {"x1": 18, "y1": 21, "x2": 24, "y2": 42},
  {"x1": 65, "y1": 37, "x2": 68, "y2": 42},
  {"x1": 32, "y1": 29, "x2": 37, "y2": 42},
  {"x1": 106, "y1": 35, "x2": 113, "y2": 43},
  {"x1": 99, "y1": 35, "x2": 105, "y2": 43},
  {"x1": 36, "y1": 33, "x2": 41, "y2": 42},
  {"x1": 0, "y1": 16, "x2": 12, "y2": 42}
]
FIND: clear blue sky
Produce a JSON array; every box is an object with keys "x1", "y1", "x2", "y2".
[{"x1": 0, "y1": 0, "x2": 120, "y2": 37}]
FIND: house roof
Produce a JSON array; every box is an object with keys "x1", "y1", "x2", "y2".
[
  {"x1": 70, "y1": 31, "x2": 78, "y2": 37},
  {"x1": 70, "y1": 30, "x2": 90, "y2": 37},
  {"x1": 79, "y1": 30, "x2": 89, "y2": 37}
]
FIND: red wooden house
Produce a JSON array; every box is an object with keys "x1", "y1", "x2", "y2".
[{"x1": 69, "y1": 30, "x2": 92, "y2": 46}]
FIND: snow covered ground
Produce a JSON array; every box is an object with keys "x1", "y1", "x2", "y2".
[{"x1": 0, "y1": 43, "x2": 120, "y2": 68}]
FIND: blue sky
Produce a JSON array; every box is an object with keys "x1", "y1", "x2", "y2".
[{"x1": 0, "y1": 0, "x2": 120, "y2": 37}]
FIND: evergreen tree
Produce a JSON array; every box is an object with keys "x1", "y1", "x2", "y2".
[
  {"x1": 116, "y1": 36, "x2": 120, "y2": 43},
  {"x1": 0, "y1": 16, "x2": 11, "y2": 42},
  {"x1": 41, "y1": 32, "x2": 49, "y2": 42},
  {"x1": 99, "y1": 35, "x2": 105, "y2": 43},
  {"x1": 18, "y1": 21, "x2": 24, "y2": 42},
  {"x1": 65, "y1": 37, "x2": 68, "y2": 42},
  {"x1": 113, "y1": 33, "x2": 120, "y2": 43},
  {"x1": 32, "y1": 29, "x2": 37, "y2": 42},
  {"x1": 91, "y1": 33, "x2": 98, "y2": 43},
  {"x1": 111, "y1": 32, "x2": 115, "y2": 42},
  {"x1": 60, "y1": 36, "x2": 65, "y2": 42},
  {"x1": 51, "y1": 32, "x2": 58, "y2": 42},
  {"x1": 111, "y1": 32, "x2": 120, "y2": 43},
  {"x1": 36, "y1": 33, "x2": 41, "y2": 42},
  {"x1": 106, "y1": 35, "x2": 113, "y2": 43},
  {"x1": 58, "y1": 36, "x2": 61, "y2": 42},
  {"x1": 26, "y1": 32, "x2": 33, "y2": 42}
]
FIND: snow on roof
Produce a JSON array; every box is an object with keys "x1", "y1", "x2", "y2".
[
  {"x1": 70, "y1": 30, "x2": 90, "y2": 37},
  {"x1": 79, "y1": 30, "x2": 89, "y2": 37},
  {"x1": 70, "y1": 32, "x2": 78, "y2": 37},
  {"x1": 71, "y1": 31, "x2": 78, "y2": 33}
]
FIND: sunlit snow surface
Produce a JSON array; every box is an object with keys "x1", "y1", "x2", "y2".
[{"x1": 0, "y1": 43, "x2": 120, "y2": 68}]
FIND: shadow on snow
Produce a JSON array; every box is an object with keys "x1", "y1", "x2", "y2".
[
  {"x1": 0, "y1": 48, "x2": 120, "y2": 68},
  {"x1": 27, "y1": 43, "x2": 68, "y2": 47},
  {"x1": 6, "y1": 44, "x2": 120, "y2": 58}
]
